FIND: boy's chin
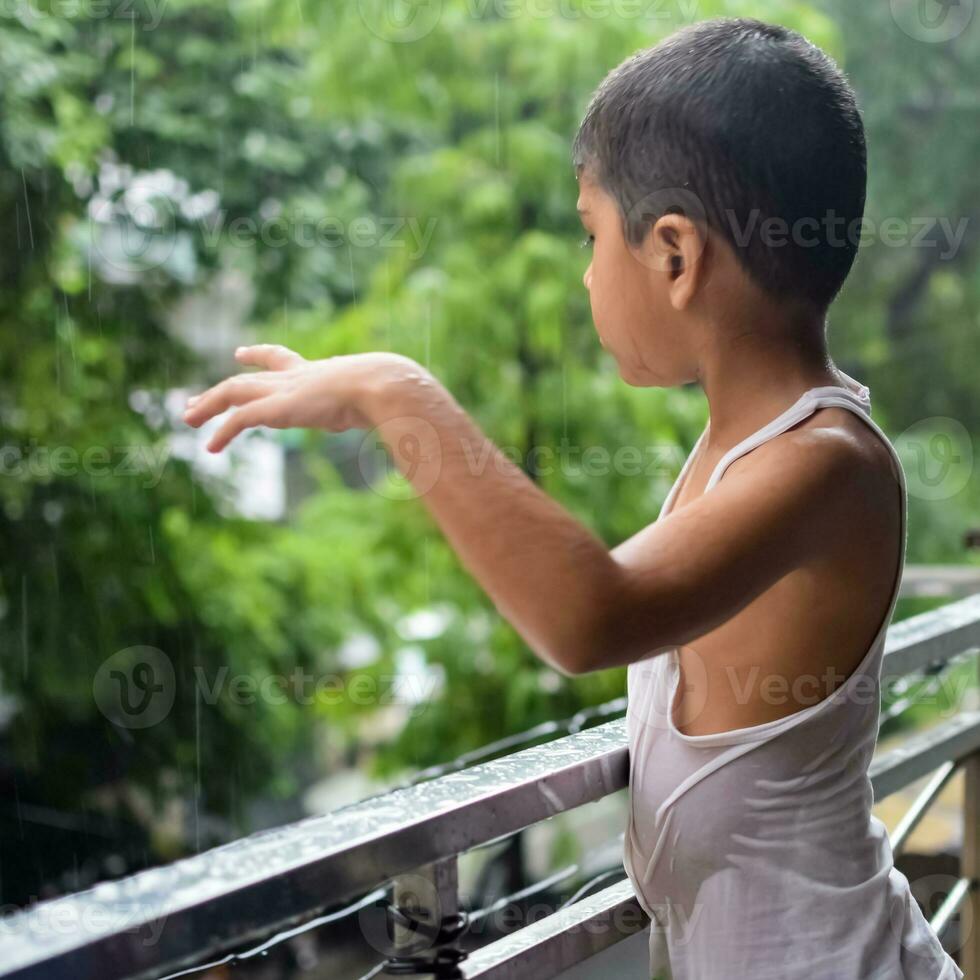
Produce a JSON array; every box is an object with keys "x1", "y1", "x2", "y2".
[
  {"x1": 613, "y1": 359, "x2": 650, "y2": 387},
  {"x1": 613, "y1": 357, "x2": 680, "y2": 389}
]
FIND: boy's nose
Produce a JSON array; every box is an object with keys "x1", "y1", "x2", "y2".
[{"x1": 583, "y1": 264, "x2": 592, "y2": 290}]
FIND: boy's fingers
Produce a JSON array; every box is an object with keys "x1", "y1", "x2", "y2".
[
  {"x1": 184, "y1": 376, "x2": 275, "y2": 427},
  {"x1": 235, "y1": 344, "x2": 305, "y2": 371},
  {"x1": 206, "y1": 395, "x2": 290, "y2": 453}
]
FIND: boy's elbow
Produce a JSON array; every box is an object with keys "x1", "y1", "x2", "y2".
[
  {"x1": 566, "y1": 637, "x2": 623, "y2": 675},
  {"x1": 562, "y1": 598, "x2": 679, "y2": 674},
  {"x1": 545, "y1": 581, "x2": 667, "y2": 675},
  {"x1": 535, "y1": 637, "x2": 590, "y2": 677},
  {"x1": 563, "y1": 648, "x2": 603, "y2": 676},
  {"x1": 536, "y1": 625, "x2": 605, "y2": 677},
  {"x1": 553, "y1": 611, "x2": 619, "y2": 676}
]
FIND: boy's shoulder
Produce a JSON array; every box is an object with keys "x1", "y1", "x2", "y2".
[
  {"x1": 796, "y1": 407, "x2": 897, "y2": 479},
  {"x1": 741, "y1": 406, "x2": 902, "y2": 521}
]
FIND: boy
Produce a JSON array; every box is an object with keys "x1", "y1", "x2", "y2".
[{"x1": 185, "y1": 18, "x2": 961, "y2": 979}]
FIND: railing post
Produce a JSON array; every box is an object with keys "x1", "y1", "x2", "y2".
[
  {"x1": 392, "y1": 856, "x2": 461, "y2": 979},
  {"x1": 963, "y1": 751, "x2": 980, "y2": 978}
]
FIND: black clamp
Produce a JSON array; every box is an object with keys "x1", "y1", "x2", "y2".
[{"x1": 381, "y1": 903, "x2": 470, "y2": 978}]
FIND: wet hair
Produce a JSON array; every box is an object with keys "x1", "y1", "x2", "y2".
[{"x1": 572, "y1": 18, "x2": 867, "y2": 312}]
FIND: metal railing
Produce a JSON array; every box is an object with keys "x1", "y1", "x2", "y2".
[{"x1": 2, "y1": 594, "x2": 980, "y2": 980}]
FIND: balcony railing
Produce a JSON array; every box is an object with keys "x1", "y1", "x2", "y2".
[{"x1": 2, "y1": 594, "x2": 980, "y2": 980}]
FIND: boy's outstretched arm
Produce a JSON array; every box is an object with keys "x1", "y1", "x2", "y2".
[{"x1": 184, "y1": 345, "x2": 865, "y2": 676}]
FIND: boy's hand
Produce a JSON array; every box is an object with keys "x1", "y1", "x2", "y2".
[{"x1": 182, "y1": 344, "x2": 430, "y2": 453}]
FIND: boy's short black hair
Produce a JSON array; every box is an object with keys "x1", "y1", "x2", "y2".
[{"x1": 572, "y1": 18, "x2": 867, "y2": 312}]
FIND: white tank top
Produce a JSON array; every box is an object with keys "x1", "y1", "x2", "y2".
[{"x1": 623, "y1": 373, "x2": 963, "y2": 980}]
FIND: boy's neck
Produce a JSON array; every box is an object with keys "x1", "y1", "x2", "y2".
[{"x1": 697, "y1": 307, "x2": 843, "y2": 452}]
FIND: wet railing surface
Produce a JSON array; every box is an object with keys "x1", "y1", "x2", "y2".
[{"x1": 2, "y1": 594, "x2": 979, "y2": 980}]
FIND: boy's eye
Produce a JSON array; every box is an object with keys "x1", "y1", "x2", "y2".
[{"x1": 580, "y1": 234, "x2": 595, "y2": 250}]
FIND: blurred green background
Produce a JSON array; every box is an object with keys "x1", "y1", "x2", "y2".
[{"x1": 0, "y1": 0, "x2": 977, "y2": 908}]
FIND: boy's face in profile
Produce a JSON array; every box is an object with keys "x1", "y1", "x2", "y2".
[{"x1": 577, "y1": 170, "x2": 698, "y2": 390}]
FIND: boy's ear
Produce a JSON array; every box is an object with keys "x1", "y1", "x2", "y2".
[{"x1": 635, "y1": 213, "x2": 707, "y2": 311}]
